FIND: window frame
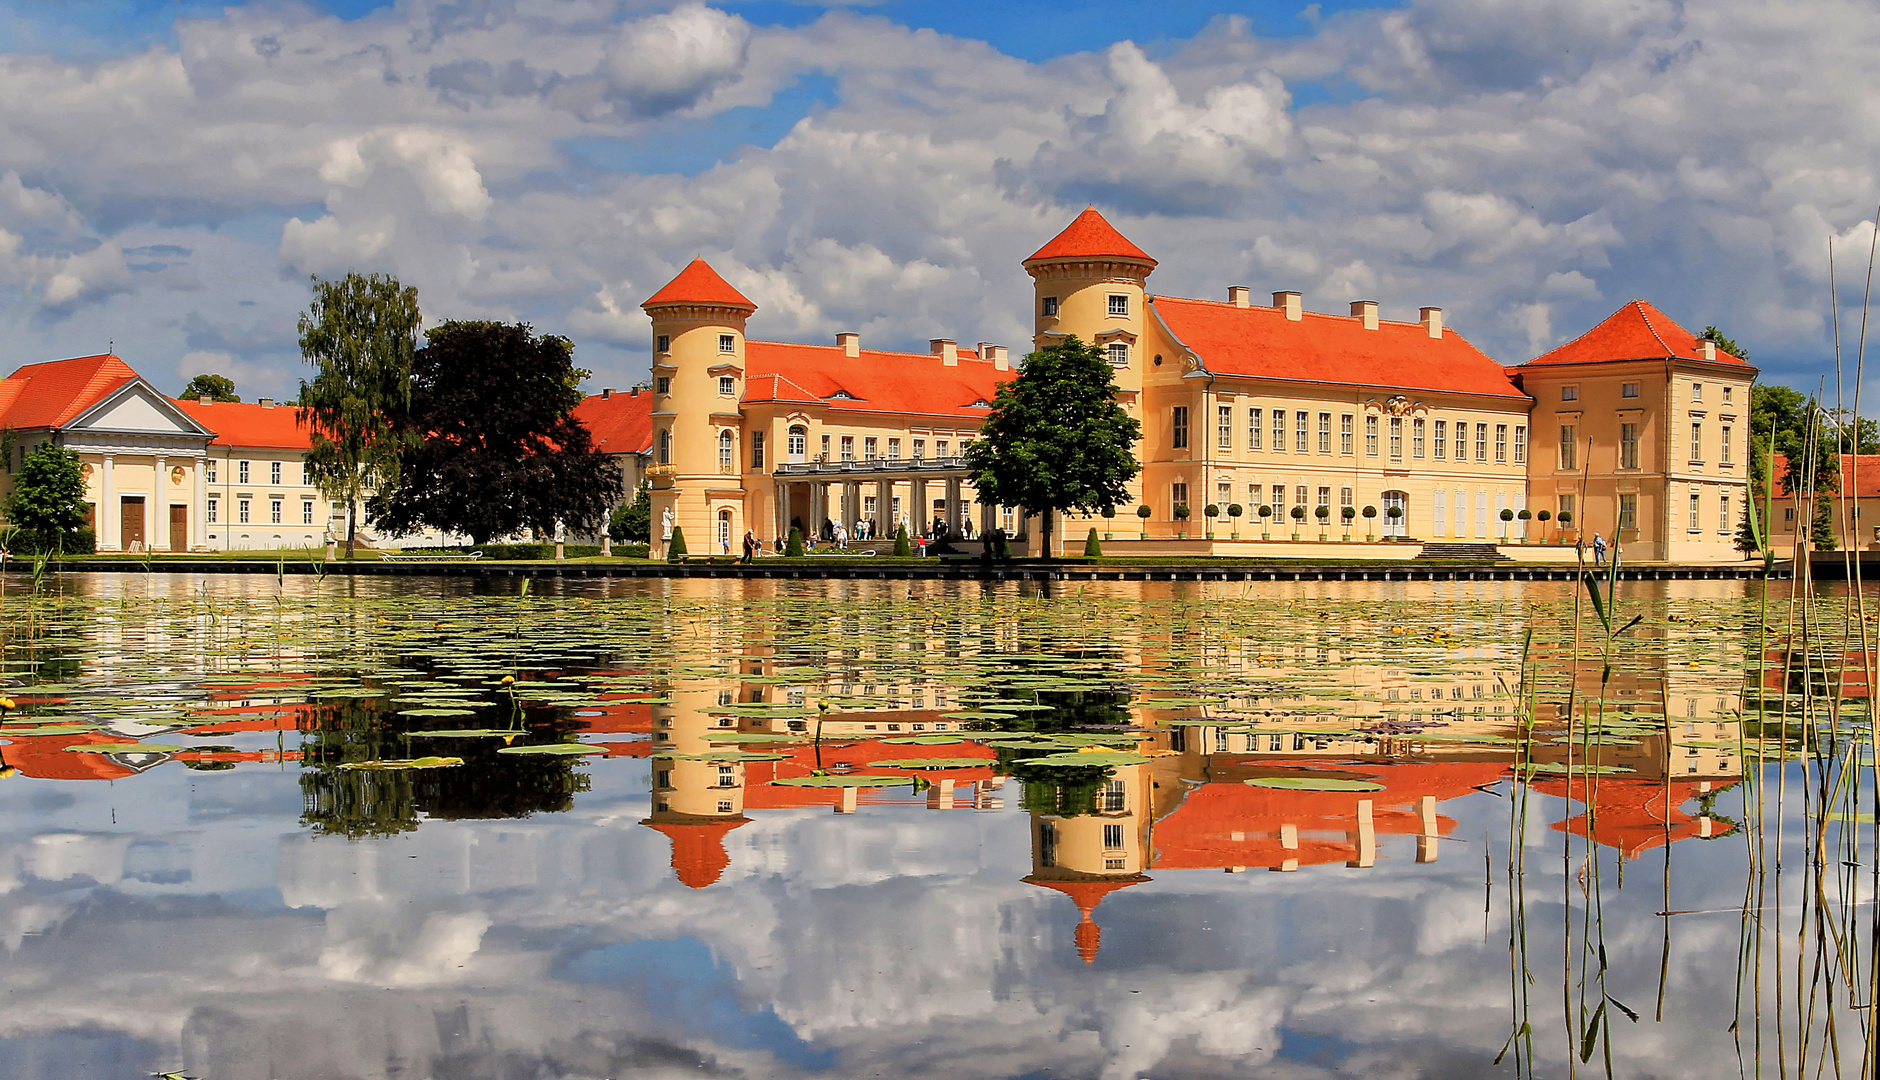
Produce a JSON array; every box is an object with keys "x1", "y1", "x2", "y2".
[
  {"x1": 718, "y1": 333, "x2": 736, "y2": 353},
  {"x1": 1218, "y1": 404, "x2": 1233, "y2": 451},
  {"x1": 1107, "y1": 294, "x2": 1129, "y2": 317},
  {"x1": 1341, "y1": 413, "x2": 1354, "y2": 455},
  {"x1": 1171, "y1": 406, "x2": 1189, "y2": 449}
]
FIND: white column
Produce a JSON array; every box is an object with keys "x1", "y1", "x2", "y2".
[
  {"x1": 909, "y1": 478, "x2": 927, "y2": 534},
  {"x1": 152, "y1": 457, "x2": 166, "y2": 550},
  {"x1": 775, "y1": 482, "x2": 788, "y2": 543},
  {"x1": 843, "y1": 481, "x2": 859, "y2": 533},
  {"x1": 100, "y1": 455, "x2": 115, "y2": 551},
  {"x1": 193, "y1": 456, "x2": 206, "y2": 550},
  {"x1": 946, "y1": 477, "x2": 963, "y2": 534},
  {"x1": 874, "y1": 479, "x2": 891, "y2": 538}
]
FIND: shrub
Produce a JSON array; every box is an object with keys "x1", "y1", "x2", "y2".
[
  {"x1": 9, "y1": 526, "x2": 95, "y2": 555},
  {"x1": 1203, "y1": 504, "x2": 1220, "y2": 519},
  {"x1": 1290, "y1": 505, "x2": 1306, "y2": 521},
  {"x1": 1537, "y1": 510, "x2": 1552, "y2": 522},
  {"x1": 1362, "y1": 505, "x2": 1377, "y2": 519},
  {"x1": 1341, "y1": 505, "x2": 1356, "y2": 521},
  {"x1": 1227, "y1": 503, "x2": 1243, "y2": 519},
  {"x1": 1517, "y1": 508, "x2": 1532, "y2": 521},
  {"x1": 1258, "y1": 505, "x2": 1272, "y2": 519},
  {"x1": 893, "y1": 523, "x2": 912, "y2": 557},
  {"x1": 1314, "y1": 505, "x2": 1330, "y2": 521},
  {"x1": 1136, "y1": 505, "x2": 1153, "y2": 520},
  {"x1": 1174, "y1": 504, "x2": 1191, "y2": 521},
  {"x1": 666, "y1": 525, "x2": 688, "y2": 562},
  {"x1": 1084, "y1": 527, "x2": 1102, "y2": 556},
  {"x1": 1499, "y1": 508, "x2": 1515, "y2": 522},
  {"x1": 1557, "y1": 511, "x2": 1573, "y2": 525},
  {"x1": 1101, "y1": 506, "x2": 1116, "y2": 519},
  {"x1": 785, "y1": 526, "x2": 805, "y2": 557}
]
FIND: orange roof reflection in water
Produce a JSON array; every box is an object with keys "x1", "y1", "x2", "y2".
[
  {"x1": 1023, "y1": 876, "x2": 1150, "y2": 964},
  {"x1": 2, "y1": 731, "x2": 143, "y2": 781},
  {"x1": 645, "y1": 817, "x2": 750, "y2": 889},
  {"x1": 1534, "y1": 777, "x2": 1735, "y2": 859}
]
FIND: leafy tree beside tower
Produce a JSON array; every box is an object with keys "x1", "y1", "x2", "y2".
[{"x1": 181, "y1": 373, "x2": 239, "y2": 402}]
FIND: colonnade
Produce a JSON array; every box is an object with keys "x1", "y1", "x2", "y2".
[{"x1": 773, "y1": 474, "x2": 1011, "y2": 542}]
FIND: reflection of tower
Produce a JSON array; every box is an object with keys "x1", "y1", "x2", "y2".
[
  {"x1": 1023, "y1": 762, "x2": 1152, "y2": 964},
  {"x1": 642, "y1": 657, "x2": 749, "y2": 889}
]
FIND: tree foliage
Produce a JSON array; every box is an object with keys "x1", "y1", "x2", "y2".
[
  {"x1": 3, "y1": 442, "x2": 92, "y2": 552},
  {"x1": 962, "y1": 336, "x2": 1142, "y2": 555},
  {"x1": 181, "y1": 373, "x2": 239, "y2": 402},
  {"x1": 297, "y1": 272, "x2": 422, "y2": 556},
  {"x1": 1701, "y1": 326, "x2": 1750, "y2": 362},
  {"x1": 609, "y1": 483, "x2": 651, "y2": 542},
  {"x1": 370, "y1": 321, "x2": 624, "y2": 545}
]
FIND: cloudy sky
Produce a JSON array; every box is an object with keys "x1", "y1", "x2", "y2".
[{"x1": 1, "y1": 0, "x2": 1876, "y2": 403}]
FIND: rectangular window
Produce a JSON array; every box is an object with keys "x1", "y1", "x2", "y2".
[
  {"x1": 205, "y1": 461, "x2": 217, "y2": 484},
  {"x1": 1558, "y1": 494, "x2": 1574, "y2": 521},
  {"x1": 820, "y1": 434, "x2": 831, "y2": 460},
  {"x1": 656, "y1": 334, "x2": 670, "y2": 353},
  {"x1": 1295, "y1": 411, "x2": 1309, "y2": 453},
  {"x1": 887, "y1": 437, "x2": 900, "y2": 459},
  {"x1": 1365, "y1": 415, "x2": 1379, "y2": 455},
  {"x1": 719, "y1": 376, "x2": 735, "y2": 396},
  {"x1": 753, "y1": 431, "x2": 767, "y2": 469},
  {"x1": 1171, "y1": 483, "x2": 1188, "y2": 512},
  {"x1": 1690, "y1": 422, "x2": 1703, "y2": 461},
  {"x1": 1218, "y1": 404, "x2": 1232, "y2": 450},
  {"x1": 1434, "y1": 420, "x2": 1447, "y2": 460},
  {"x1": 1619, "y1": 492, "x2": 1638, "y2": 530},
  {"x1": 1723, "y1": 386, "x2": 1733, "y2": 402},
  {"x1": 1434, "y1": 490, "x2": 1447, "y2": 536},
  {"x1": 207, "y1": 498, "x2": 218, "y2": 523},
  {"x1": 1107, "y1": 294, "x2": 1129, "y2": 316},
  {"x1": 1171, "y1": 406, "x2": 1189, "y2": 449},
  {"x1": 1389, "y1": 416, "x2": 1403, "y2": 458},
  {"x1": 1513, "y1": 425, "x2": 1526, "y2": 464},
  {"x1": 1622, "y1": 381, "x2": 1639, "y2": 398},
  {"x1": 1248, "y1": 407, "x2": 1262, "y2": 450},
  {"x1": 300, "y1": 462, "x2": 312, "y2": 486},
  {"x1": 1494, "y1": 424, "x2": 1507, "y2": 463},
  {"x1": 1620, "y1": 423, "x2": 1639, "y2": 469},
  {"x1": 936, "y1": 439, "x2": 949, "y2": 457},
  {"x1": 840, "y1": 436, "x2": 854, "y2": 461},
  {"x1": 1317, "y1": 485, "x2": 1331, "y2": 507},
  {"x1": 1475, "y1": 423, "x2": 1488, "y2": 462},
  {"x1": 1107, "y1": 342, "x2": 1129, "y2": 367},
  {"x1": 719, "y1": 333, "x2": 735, "y2": 353},
  {"x1": 238, "y1": 499, "x2": 250, "y2": 524},
  {"x1": 1271, "y1": 485, "x2": 1286, "y2": 520},
  {"x1": 1272, "y1": 410, "x2": 1287, "y2": 452},
  {"x1": 656, "y1": 376, "x2": 671, "y2": 395},
  {"x1": 238, "y1": 460, "x2": 250, "y2": 484},
  {"x1": 270, "y1": 499, "x2": 282, "y2": 524},
  {"x1": 1216, "y1": 481, "x2": 1231, "y2": 508},
  {"x1": 864, "y1": 437, "x2": 877, "y2": 460},
  {"x1": 1689, "y1": 490, "x2": 1702, "y2": 531},
  {"x1": 1562, "y1": 385, "x2": 1579, "y2": 401},
  {"x1": 1721, "y1": 425, "x2": 1732, "y2": 464},
  {"x1": 1559, "y1": 425, "x2": 1577, "y2": 470},
  {"x1": 1102, "y1": 823, "x2": 1124, "y2": 849},
  {"x1": 912, "y1": 439, "x2": 925, "y2": 459},
  {"x1": 1692, "y1": 382, "x2": 1702, "y2": 402},
  {"x1": 302, "y1": 500, "x2": 314, "y2": 525},
  {"x1": 1041, "y1": 296, "x2": 1058, "y2": 317},
  {"x1": 1340, "y1": 486, "x2": 1353, "y2": 511},
  {"x1": 1318, "y1": 412, "x2": 1331, "y2": 453},
  {"x1": 270, "y1": 461, "x2": 281, "y2": 484},
  {"x1": 1295, "y1": 484, "x2": 1308, "y2": 511},
  {"x1": 1720, "y1": 494, "x2": 1731, "y2": 532},
  {"x1": 1412, "y1": 417, "x2": 1426, "y2": 458},
  {"x1": 1340, "y1": 414, "x2": 1354, "y2": 455}
]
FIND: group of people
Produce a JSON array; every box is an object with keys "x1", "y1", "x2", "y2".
[{"x1": 1578, "y1": 532, "x2": 1618, "y2": 566}]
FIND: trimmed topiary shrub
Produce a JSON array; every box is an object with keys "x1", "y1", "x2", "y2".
[
  {"x1": 1084, "y1": 527, "x2": 1102, "y2": 557},
  {"x1": 666, "y1": 525, "x2": 688, "y2": 562},
  {"x1": 893, "y1": 523, "x2": 913, "y2": 557},
  {"x1": 785, "y1": 526, "x2": 805, "y2": 556}
]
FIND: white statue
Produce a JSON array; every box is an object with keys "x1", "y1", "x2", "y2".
[{"x1": 661, "y1": 507, "x2": 675, "y2": 540}]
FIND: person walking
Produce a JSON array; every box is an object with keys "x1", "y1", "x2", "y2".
[
  {"x1": 1592, "y1": 532, "x2": 1607, "y2": 566},
  {"x1": 740, "y1": 529, "x2": 756, "y2": 564}
]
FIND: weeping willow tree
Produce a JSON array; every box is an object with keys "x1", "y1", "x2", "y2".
[{"x1": 297, "y1": 272, "x2": 422, "y2": 557}]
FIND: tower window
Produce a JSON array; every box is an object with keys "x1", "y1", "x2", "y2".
[
  {"x1": 656, "y1": 335, "x2": 670, "y2": 353},
  {"x1": 719, "y1": 334, "x2": 735, "y2": 353},
  {"x1": 1108, "y1": 342, "x2": 1128, "y2": 366},
  {"x1": 656, "y1": 377, "x2": 671, "y2": 395},
  {"x1": 718, "y1": 376, "x2": 735, "y2": 396},
  {"x1": 1041, "y1": 296, "x2": 1058, "y2": 317},
  {"x1": 1108, "y1": 295, "x2": 1129, "y2": 316}
]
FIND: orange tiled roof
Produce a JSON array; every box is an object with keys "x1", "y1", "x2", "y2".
[
  {"x1": 645, "y1": 817, "x2": 748, "y2": 889},
  {"x1": 1775, "y1": 454, "x2": 1880, "y2": 500},
  {"x1": 571, "y1": 389, "x2": 654, "y2": 456},
  {"x1": 0, "y1": 354, "x2": 141, "y2": 430},
  {"x1": 173, "y1": 398, "x2": 312, "y2": 450},
  {"x1": 643, "y1": 257, "x2": 757, "y2": 311},
  {"x1": 743, "y1": 341, "x2": 1008, "y2": 420},
  {"x1": 1026, "y1": 207, "x2": 1156, "y2": 268},
  {"x1": 1525, "y1": 300, "x2": 1751, "y2": 367},
  {"x1": 1151, "y1": 297, "x2": 1528, "y2": 399}
]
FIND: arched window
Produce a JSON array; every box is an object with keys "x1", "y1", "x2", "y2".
[
  {"x1": 657, "y1": 429, "x2": 671, "y2": 464},
  {"x1": 788, "y1": 425, "x2": 807, "y2": 462},
  {"x1": 751, "y1": 431, "x2": 765, "y2": 470},
  {"x1": 718, "y1": 430, "x2": 734, "y2": 472}
]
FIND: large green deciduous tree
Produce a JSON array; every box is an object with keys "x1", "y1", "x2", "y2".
[
  {"x1": 181, "y1": 373, "x2": 240, "y2": 402},
  {"x1": 369, "y1": 321, "x2": 623, "y2": 544},
  {"x1": 297, "y1": 272, "x2": 422, "y2": 557},
  {"x1": 962, "y1": 335, "x2": 1142, "y2": 557},
  {"x1": 4, "y1": 442, "x2": 91, "y2": 553}
]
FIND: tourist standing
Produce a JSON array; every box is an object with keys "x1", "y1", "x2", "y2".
[
  {"x1": 740, "y1": 529, "x2": 756, "y2": 564},
  {"x1": 1592, "y1": 532, "x2": 1607, "y2": 566}
]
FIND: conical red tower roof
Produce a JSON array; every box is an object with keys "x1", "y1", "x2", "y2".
[
  {"x1": 1024, "y1": 874, "x2": 1148, "y2": 964},
  {"x1": 1525, "y1": 300, "x2": 1748, "y2": 367},
  {"x1": 646, "y1": 817, "x2": 748, "y2": 889},
  {"x1": 642, "y1": 257, "x2": 756, "y2": 312},
  {"x1": 1025, "y1": 208, "x2": 1156, "y2": 268}
]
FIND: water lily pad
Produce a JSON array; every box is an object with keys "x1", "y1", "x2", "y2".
[
  {"x1": 1244, "y1": 776, "x2": 1386, "y2": 792},
  {"x1": 412, "y1": 728, "x2": 513, "y2": 738},
  {"x1": 1028, "y1": 751, "x2": 1153, "y2": 767},
  {"x1": 866, "y1": 758, "x2": 991, "y2": 769},
  {"x1": 337, "y1": 756, "x2": 465, "y2": 771},
  {"x1": 398, "y1": 707, "x2": 480, "y2": 717},
  {"x1": 65, "y1": 743, "x2": 184, "y2": 754},
  {"x1": 497, "y1": 743, "x2": 609, "y2": 756},
  {"x1": 769, "y1": 774, "x2": 906, "y2": 787}
]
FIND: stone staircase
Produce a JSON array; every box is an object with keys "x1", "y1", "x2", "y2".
[{"x1": 1414, "y1": 541, "x2": 1511, "y2": 561}]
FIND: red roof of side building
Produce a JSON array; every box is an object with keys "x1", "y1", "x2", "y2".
[
  {"x1": 172, "y1": 399, "x2": 312, "y2": 449},
  {"x1": 642, "y1": 257, "x2": 757, "y2": 311},
  {"x1": 742, "y1": 341, "x2": 1009, "y2": 421},
  {"x1": 1150, "y1": 297, "x2": 1528, "y2": 399},
  {"x1": 1026, "y1": 207, "x2": 1157, "y2": 268},
  {"x1": 0, "y1": 354, "x2": 140, "y2": 430},
  {"x1": 1525, "y1": 300, "x2": 1751, "y2": 367},
  {"x1": 1771, "y1": 454, "x2": 1880, "y2": 500},
  {"x1": 571, "y1": 389, "x2": 654, "y2": 456}
]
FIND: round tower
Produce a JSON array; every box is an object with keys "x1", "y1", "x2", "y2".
[
  {"x1": 1023, "y1": 206, "x2": 1157, "y2": 400},
  {"x1": 642, "y1": 258, "x2": 757, "y2": 558}
]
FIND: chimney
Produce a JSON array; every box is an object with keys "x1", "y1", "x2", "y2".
[
  {"x1": 258, "y1": 397, "x2": 275, "y2": 408},
  {"x1": 837, "y1": 332, "x2": 860, "y2": 357},
  {"x1": 991, "y1": 345, "x2": 1009, "y2": 372},
  {"x1": 1273, "y1": 291, "x2": 1302, "y2": 321},
  {"x1": 602, "y1": 387, "x2": 615, "y2": 399},
  {"x1": 1228, "y1": 286, "x2": 1251, "y2": 308},
  {"x1": 197, "y1": 394, "x2": 213, "y2": 405},
  {"x1": 1420, "y1": 307, "x2": 1443, "y2": 339},
  {"x1": 630, "y1": 386, "x2": 640, "y2": 396},
  {"x1": 1349, "y1": 301, "x2": 1378, "y2": 330},
  {"x1": 1699, "y1": 339, "x2": 1717, "y2": 361},
  {"x1": 931, "y1": 338, "x2": 958, "y2": 367}
]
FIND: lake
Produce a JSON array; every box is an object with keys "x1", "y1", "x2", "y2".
[{"x1": 0, "y1": 572, "x2": 1857, "y2": 1079}]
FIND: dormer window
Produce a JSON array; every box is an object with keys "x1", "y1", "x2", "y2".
[
  {"x1": 719, "y1": 334, "x2": 735, "y2": 353},
  {"x1": 1107, "y1": 295, "x2": 1129, "y2": 316},
  {"x1": 1041, "y1": 297, "x2": 1058, "y2": 317},
  {"x1": 970, "y1": 399, "x2": 992, "y2": 408},
  {"x1": 656, "y1": 335, "x2": 670, "y2": 353},
  {"x1": 826, "y1": 390, "x2": 857, "y2": 401},
  {"x1": 1107, "y1": 343, "x2": 1128, "y2": 367},
  {"x1": 718, "y1": 376, "x2": 735, "y2": 396}
]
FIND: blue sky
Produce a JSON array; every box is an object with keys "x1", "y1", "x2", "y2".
[{"x1": 0, "y1": 0, "x2": 1872, "y2": 400}]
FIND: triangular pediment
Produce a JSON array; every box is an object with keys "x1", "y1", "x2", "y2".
[{"x1": 67, "y1": 380, "x2": 212, "y2": 437}]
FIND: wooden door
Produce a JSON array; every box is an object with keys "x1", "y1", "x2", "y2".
[
  {"x1": 120, "y1": 496, "x2": 145, "y2": 550},
  {"x1": 169, "y1": 505, "x2": 187, "y2": 553}
]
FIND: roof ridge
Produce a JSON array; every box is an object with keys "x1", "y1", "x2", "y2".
[{"x1": 1631, "y1": 299, "x2": 1676, "y2": 357}]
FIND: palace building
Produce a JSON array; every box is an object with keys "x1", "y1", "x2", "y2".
[{"x1": 646, "y1": 208, "x2": 1757, "y2": 562}]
